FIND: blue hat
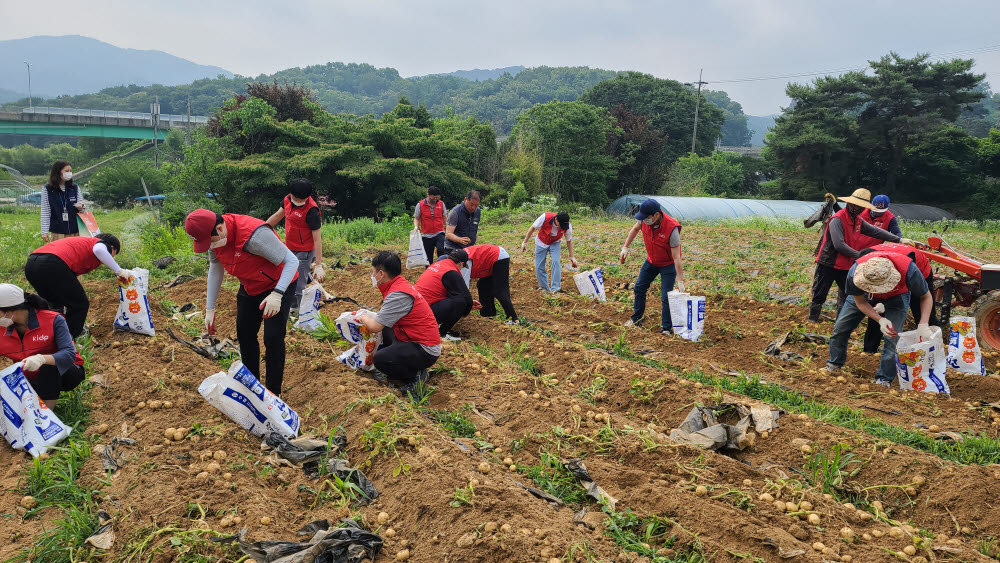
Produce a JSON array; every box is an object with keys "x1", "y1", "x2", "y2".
[
  {"x1": 634, "y1": 199, "x2": 662, "y2": 221},
  {"x1": 872, "y1": 195, "x2": 890, "y2": 210}
]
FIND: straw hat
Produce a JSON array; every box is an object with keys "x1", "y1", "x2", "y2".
[
  {"x1": 838, "y1": 188, "x2": 875, "y2": 210},
  {"x1": 854, "y1": 257, "x2": 901, "y2": 295}
]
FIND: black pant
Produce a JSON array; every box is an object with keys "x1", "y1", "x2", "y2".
[
  {"x1": 863, "y1": 274, "x2": 938, "y2": 353},
  {"x1": 809, "y1": 264, "x2": 848, "y2": 322},
  {"x1": 373, "y1": 328, "x2": 438, "y2": 385},
  {"x1": 430, "y1": 295, "x2": 472, "y2": 335},
  {"x1": 477, "y1": 258, "x2": 517, "y2": 321},
  {"x1": 422, "y1": 233, "x2": 446, "y2": 264},
  {"x1": 235, "y1": 286, "x2": 294, "y2": 396},
  {"x1": 24, "y1": 253, "x2": 89, "y2": 338},
  {"x1": 28, "y1": 364, "x2": 86, "y2": 401}
]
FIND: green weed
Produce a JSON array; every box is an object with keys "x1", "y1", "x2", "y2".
[
  {"x1": 423, "y1": 405, "x2": 477, "y2": 438},
  {"x1": 518, "y1": 451, "x2": 589, "y2": 506},
  {"x1": 804, "y1": 444, "x2": 864, "y2": 499},
  {"x1": 450, "y1": 484, "x2": 476, "y2": 507}
]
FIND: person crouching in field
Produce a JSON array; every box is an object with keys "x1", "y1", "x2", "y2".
[
  {"x1": 860, "y1": 242, "x2": 937, "y2": 353},
  {"x1": 184, "y1": 209, "x2": 298, "y2": 396},
  {"x1": 266, "y1": 178, "x2": 325, "y2": 309},
  {"x1": 415, "y1": 250, "x2": 479, "y2": 342},
  {"x1": 619, "y1": 198, "x2": 684, "y2": 335},
  {"x1": 520, "y1": 211, "x2": 578, "y2": 293},
  {"x1": 413, "y1": 185, "x2": 449, "y2": 264},
  {"x1": 355, "y1": 251, "x2": 441, "y2": 394},
  {"x1": 0, "y1": 284, "x2": 85, "y2": 410},
  {"x1": 465, "y1": 244, "x2": 518, "y2": 324},
  {"x1": 824, "y1": 251, "x2": 933, "y2": 387},
  {"x1": 25, "y1": 233, "x2": 132, "y2": 338}
]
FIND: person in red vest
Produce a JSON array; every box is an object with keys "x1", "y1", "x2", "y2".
[
  {"x1": 825, "y1": 251, "x2": 933, "y2": 386},
  {"x1": 266, "y1": 178, "x2": 326, "y2": 308},
  {"x1": 412, "y1": 186, "x2": 449, "y2": 264},
  {"x1": 0, "y1": 284, "x2": 85, "y2": 410},
  {"x1": 465, "y1": 244, "x2": 518, "y2": 323},
  {"x1": 859, "y1": 242, "x2": 937, "y2": 353},
  {"x1": 520, "y1": 211, "x2": 578, "y2": 293},
  {"x1": 860, "y1": 195, "x2": 901, "y2": 238},
  {"x1": 414, "y1": 250, "x2": 479, "y2": 341},
  {"x1": 24, "y1": 233, "x2": 132, "y2": 338},
  {"x1": 619, "y1": 199, "x2": 684, "y2": 334},
  {"x1": 355, "y1": 251, "x2": 441, "y2": 394},
  {"x1": 809, "y1": 188, "x2": 912, "y2": 323},
  {"x1": 184, "y1": 209, "x2": 299, "y2": 396}
]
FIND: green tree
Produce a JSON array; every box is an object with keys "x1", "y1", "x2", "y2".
[
  {"x1": 703, "y1": 90, "x2": 752, "y2": 146},
  {"x1": 662, "y1": 153, "x2": 743, "y2": 197},
  {"x1": 88, "y1": 159, "x2": 168, "y2": 207},
  {"x1": 604, "y1": 105, "x2": 668, "y2": 197},
  {"x1": 580, "y1": 71, "x2": 725, "y2": 163},
  {"x1": 511, "y1": 100, "x2": 618, "y2": 204}
]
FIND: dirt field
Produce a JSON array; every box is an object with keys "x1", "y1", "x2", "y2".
[{"x1": 3, "y1": 222, "x2": 1000, "y2": 562}]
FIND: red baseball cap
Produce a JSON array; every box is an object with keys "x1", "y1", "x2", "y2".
[{"x1": 184, "y1": 209, "x2": 219, "y2": 253}]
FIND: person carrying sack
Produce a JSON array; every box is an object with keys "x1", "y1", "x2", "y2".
[
  {"x1": 824, "y1": 251, "x2": 934, "y2": 387},
  {"x1": 25, "y1": 233, "x2": 132, "y2": 338},
  {"x1": 520, "y1": 211, "x2": 578, "y2": 293},
  {"x1": 184, "y1": 209, "x2": 299, "y2": 396},
  {"x1": 619, "y1": 198, "x2": 684, "y2": 335},
  {"x1": 0, "y1": 284, "x2": 85, "y2": 410},
  {"x1": 415, "y1": 250, "x2": 479, "y2": 341},
  {"x1": 265, "y1": 178, "x2": 326, "y2": 309},
  {"x1": 809, "y1": 188, "x2": 911, "y2": 323},
  {"x1": 860, "y1": 242, "x2": 937, "y2": 353},
  {"x1": 354, "y1": 251, "x2": 441, "y2": 394},
  {"x1": 465, "y1": 244, "x2": 518, "y2": 324},
  {"x1": 413, "y1": 186, "x2": 449, "y2": 264}
]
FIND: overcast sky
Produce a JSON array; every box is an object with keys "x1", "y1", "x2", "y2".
[{"x1": 3, "y1": 0, "x2": 999, "y2": 115}]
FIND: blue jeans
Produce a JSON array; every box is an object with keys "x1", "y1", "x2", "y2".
[
  {"x1": 827, "y1": 293, "x2": 909, "y2": 383},
  {"x1": 632, "y1": 261, "x2": 676, "y2": 331},
  {"x1": 534, "y1": 243, "x2": 562, "y2": 292}
]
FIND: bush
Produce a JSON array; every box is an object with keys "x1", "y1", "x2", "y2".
[
  {"x1": 87, "y1": 160, "x2": 168, "y2": 208},
  {"x1": 160, "y1": 192, "x2": 222, "y2": 227},
  {"x1": 324, "y1": 216, "x2": 411, "y2": 246}
]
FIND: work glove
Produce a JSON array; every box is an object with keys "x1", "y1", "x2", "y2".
[
  {"x1": 520, "y1": 241, "x2": 527, "y2": 252},
  {"x1": 900, "y1": 238, "x2": 916, "y2": 246},
  {"x1": 22, "y1": 354, "x2": 45, "y2": 372},
  {"x1": 259, "y1": 291, "x2": 283, "y2": 319},
  {"x1": 205, "y1": 308, "x2": 216, "y2": 336},
  {"x1": 116, "y1": 269, "x2": 135, "y2": 285},
  {"x1": 676, "y1": 279, "x2": 686, "y2": 293},
  {"x1": 874, "y1": 303, "x2": 885, "y2": 314},
  {"x1": 878, "y1": 317, "x2": 897, "y2": 338},
  {"x1": 313, "y1": 263, "x2": 326, "y2": 283},
  {"x1": 472, "y1": 300, "x2": 482, "y2": 311},
  {"x1": 917, "y1": 323, "x2": 933, "y2": 342},
  {"x1": 619, "y1": 246, "x2": 630, "y2": 264},
  {"x1": 570, "y1": 257, "x2": 578, "y2": 268}
]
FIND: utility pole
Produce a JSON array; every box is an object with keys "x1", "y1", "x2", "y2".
[
  {"x1": 690, "y1": 69, "x2": 708, "y2": 155},
  {"x1": 151, "y1": 96, "x2": 160, "y2": 168},
  {"x1": 23, "y1": 62, "x2": 32, "y2": 110}
]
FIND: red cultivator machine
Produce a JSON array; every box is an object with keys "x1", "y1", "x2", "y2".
[{"x1": 913, "y1": 229, "x2": 1000, "y2": 350}]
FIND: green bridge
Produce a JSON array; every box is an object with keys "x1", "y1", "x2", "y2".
[{"x1": 0, "y1": 107, "x2": 209, "y2": 140}]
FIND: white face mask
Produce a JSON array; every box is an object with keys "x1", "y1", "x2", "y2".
[
  {"x1": 62, "y1": 171, "x2": 73, "y2": 181},
  {"x1": 643, "y1": 216, "x2": 656, "y2": 226},
  {"x1": 371, "y1": 274, "x2": 380, "y2": 288},
  {"x1": 210, "y1": 237, "x2": 227, "y2": 249},
  {"x1": 290, "y1": 196, "x2": 306, "y2": 206},
  {"x1": 0, "y1": 313, "x2": 12, "y2": 328}
]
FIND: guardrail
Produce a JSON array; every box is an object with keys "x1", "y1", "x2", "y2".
[{"x1": 21, "y1": 106, "x2": 209, "y2": 124}]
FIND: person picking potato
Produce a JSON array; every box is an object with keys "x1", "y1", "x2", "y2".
[
  {"x1": 619, "y1": 198, "x2": 684, "y2": 335},
  {"x1": 520, "y1": 210, "x2": 578, "y2": 293},
  {"x1": 184, "y1": 209, "x2": 299, "y2": 396},
  {"x1": 265, "y1": 178, "x2": 326, "y2": 309}
]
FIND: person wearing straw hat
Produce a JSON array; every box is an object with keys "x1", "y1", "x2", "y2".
[
  {"x1": 823, "y1": 250, "x2": 934, "y2": 386},
  {"x1": 809, "y1": 188, "x2": 914, "y2": 323}
]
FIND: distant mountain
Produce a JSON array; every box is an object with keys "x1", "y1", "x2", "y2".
[
  {"x1": 746, "y1": 114, "x2": 778, "y2": 146},
  {"x1": 0, "y1": 88, "x2": 27, "y2": 104},
  {"x1": 0, "y1": 35, "x2": 233, "y2": 98},
  {"x1": 427, "y1": 66, "x2": 526, "y2": 81}
]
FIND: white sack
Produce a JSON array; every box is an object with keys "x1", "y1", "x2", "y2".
[
  {"x1": 573, "y1": 268, "x2": 607, "y2": 302},
  {"x1": 0, "y1": 364, "x2": 70, "y2": 457},
  {"x1": 293, "y1": 283, "x2": 324, "y2": 332},
  {"x1": 406, "y1": 229, "x2": 430, "y2": 269},
  {"x1": 335, "y1": 310, "x2": 382, "y2": 371},
  {"x1": 895, "y1": 326, "x2": 950, "y2": 394},
  {"x1": 114, "y1": 268, "x2": 155, "y2": 336},
  {"x1": 197, "y1": 361, "x2": 300, "y2": 438},
  {"x1": 946, "y1": 316, "x2": 986, "y2": 375}
]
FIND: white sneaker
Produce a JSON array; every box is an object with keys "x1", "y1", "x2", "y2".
[
  {"x1": 871, "y1": 378, "x2": 891, "y2": 388},
  {"x1": 442, "y1": 333, "x2": 461, "y2": 342},
  {"x1": 625, "y1": 318, "x2": 642, "y2": 328}
]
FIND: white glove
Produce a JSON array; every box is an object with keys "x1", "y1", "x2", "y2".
[
  {"x1": 676, "y1": 279, "x2": 685, "y2": 293},
  {"x1": 205, "y1": 308, "x2": 216, "y2": 336},
  {"x1": 878, "y1": 317, "x2": 896, "y2": 337},
  {"x1": 22, "y1": 354, "x2": 45, "y2": 372},
  {"x1": 917, "y1": 323, "x2": 933, "y2": 342},
  {"x1": 873, "y1": 303, "x2": 885, "y2": 314},
  {"x1": 312, "y1": 263, "x2": 326, "y2": 283},
  {"x1": 900, "y1": 238, "x2": 915, "y2": 246},
  {"x1": 259, "y1": 291, "x2": 283, "y2": 319},
  {"x1": 117, "y1": 269, "x2": 134, "y2": 284},
  {"x1": 520, "y1": 241, "x2": 527, "y2": 252},
  {"x1": 619, "y1": 246, "x2": 630, "y2": 263}
]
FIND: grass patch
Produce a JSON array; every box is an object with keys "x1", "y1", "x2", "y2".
[
  {"x1": 518, "y1": 451, "x2": 590, "y2": 507},
  {"x1": 601, "y1": 506, "x2": 709, "y2": 563},
  {"x1": 422, "y1": 405, "x2": 477, "y2": 438}
]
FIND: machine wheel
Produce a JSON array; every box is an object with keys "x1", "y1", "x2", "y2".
[{"x1": 970, "y1": 290, "x2": 1000, "y2": 351}]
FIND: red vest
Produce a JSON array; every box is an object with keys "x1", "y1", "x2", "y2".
[
  {"x1": 414, "y1": 258, "x2": 460, "y2": 306},
  {"x1": 641, "y1": 215, "x2": 682, "y2": 267},
  {"x1": 869, "y1": 242, "x2": 931, "y2": 278},
  {"x1": 0, "y1": 309, "x2": 84, "y2": 379},
  {"x1": 465, "y1": 245, "x2": 501, "y2": 279},
  {"x1": 537, "y1": 212, "x2": 567, "y2": 245},
  {"x1": 418, "y1": 199, "x2": 446, "y2": 234},
  {"x1": 282, "y1": 195, "x2": 319, "y2": 252},
  {"x1": 817, "y1": 208, "x2": 871, "y2": 270},
  {"x1": 378, "y1": 276, "x2": 441, "y2": 347},
  {"x1": 212, "y1": 214, "x2": 297, "y2": 296},
  {"x1": 33, "y1": 236, "x2": 102, "y2": 275},
  {"x1": 855, "y1": 251, "x2": 913, "y2": 299},
  {"x1": 860, "y1": 209, "x2": 895, "y2": 232}
]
